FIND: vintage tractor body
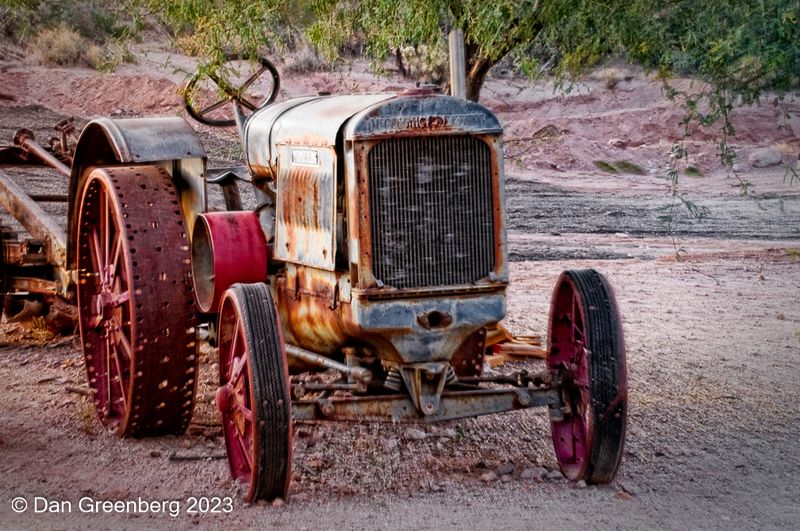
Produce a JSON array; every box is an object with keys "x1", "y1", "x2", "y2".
[
  {"x1": 202, "y1": 93, "x2": 508, "y2": 403},
  {"x1": 0, "y1": 58, "x2": 627, "y2": 504}
]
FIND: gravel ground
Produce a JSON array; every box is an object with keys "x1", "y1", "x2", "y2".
[
  {"x1": 2, "y1": 73, "x2": 800, "y2": 530},
  {"x1": 1, "y1": 252, "x2": 799, "y2": 529}
]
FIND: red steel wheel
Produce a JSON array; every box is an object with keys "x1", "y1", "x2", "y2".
[
  {"x1": 547, "y1": 269, "x2": 627, "y2": 484},
  {"x1": 76, "y1": 166, "x2": 198, "y2": 436},
  {"x1": 216, "y1": 283, "x2": 292, "y2": 502}
]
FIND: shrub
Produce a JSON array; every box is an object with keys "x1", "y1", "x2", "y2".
[
  {"x1": 593, "y1": 160, "x2": 619, "y2": 174},
  {"x1": 614, "y1": 160, "x2": 647, "y2": 175},
  {"x1": 284, "y1": 39, "x2": 329, "y2": 74},
  {"x1": 26, "y1": 23, "x2": 85, "y2": 66}
]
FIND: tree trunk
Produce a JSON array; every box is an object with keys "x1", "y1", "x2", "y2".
[
  {"x1": 465, "y1": 55, "x2": 497, "y2": 102},
  {"x1": 457, "y1": 4, "x2": 544, "y2": 102}
]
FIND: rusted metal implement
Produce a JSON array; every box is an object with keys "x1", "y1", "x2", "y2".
[{"x1": 0, "y1": 56, "x2": 627, "y2": 503}]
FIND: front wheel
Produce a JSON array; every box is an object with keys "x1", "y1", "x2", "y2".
[
  {"x1": 216, "y1": 283, "x2": 292, "y2": 502},
  {"x1": 547, "y1": 269, "x2": 627, "y2": 484}
]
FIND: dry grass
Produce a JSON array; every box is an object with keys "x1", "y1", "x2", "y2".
[
  {"x1": 284, "y1": 39, "x2": 329, "y2": 74},
  {"x1": 773, "y1": 142, "x2": 800, "y2": 157},
  {"x1": 25, "y1": 22, "x2": 109, "y2": 69},
  {"x1": 590, "y1": 67, "x2": 635, "y2": 89},
  {"x1": 74, "y1": 398, "x2": 99, "y2": 435}
]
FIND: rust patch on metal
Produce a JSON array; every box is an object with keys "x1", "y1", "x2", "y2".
[{"x1": 451, "y1": 327, "x2": 486, "y2": 377}]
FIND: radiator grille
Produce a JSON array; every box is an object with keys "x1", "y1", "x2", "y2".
[{"x1": 367, "y1": 135, "x2": 495, "y2": 289}]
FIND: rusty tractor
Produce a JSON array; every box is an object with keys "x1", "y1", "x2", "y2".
[{"x1": 0, "y1": 57, "x2": 627, "y2": 502}]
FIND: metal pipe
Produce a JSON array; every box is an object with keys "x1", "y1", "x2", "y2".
[
  {"x1": 232, "y1": 102, "x2": 247, "y2": 147},
  {"x1": 13, "y1": 130, "x2": 71, "y2": 177},
  {"x1": 448, "y1": 28, "x2": 467, "y2": 99},
  {"x1": 285, "y1": 344, "x2": 373, "y2": 383}
]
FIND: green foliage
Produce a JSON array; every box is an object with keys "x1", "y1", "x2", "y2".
[
  {"x1": 307, "y1": 0, "x2": 550, "y2": 98},
  {"x1": 614, "y1": 160, "x2": 646, "y2": 176},
  {"x1": 685, "y1": 166, "x2": 704, "y2": 177},
  {"x1": 126, "y1": 0, "x2": 323, "y2": 60},
  {"x1": 593, "y1": 160, "x2": 618, "y2": 174},
  {"x1": 92, "y1": 1, "x2": 800, "y2": 115},
  {"x1": 592, "y1": 160, "x2": 647, "y2": 175},
  {"x1": 644, "y1": 1, "x2": 798, "y2": 182},
  {"x1": 6, "y1": 0, "x2": 799, "y2": 176}
]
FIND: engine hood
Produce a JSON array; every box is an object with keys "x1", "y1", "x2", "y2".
[{"x1": 244, "y1": 92, "x2": 502, "y2": 179}]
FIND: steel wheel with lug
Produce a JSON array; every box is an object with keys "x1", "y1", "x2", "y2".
[
  {"x1": 547, "y1": 269, "x2": 627, "y2": 484},
  {"x1": 76, "y1": 165, "x2": 198, "y2": 436},
  {"x1": 216, "y1": 283, "x2": 292, "y2": 502}
]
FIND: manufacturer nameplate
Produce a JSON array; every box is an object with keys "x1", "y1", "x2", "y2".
[{"x1": 291, "y1": 148, "x2": 319, "y2": 166}]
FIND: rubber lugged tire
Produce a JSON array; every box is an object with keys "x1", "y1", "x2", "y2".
[
  {"x1": 548, "y1": 268, "x2": 627, "y2": 484},
  {"x1": 228, "y1": 283, "x2": 292, "y2": 501}
]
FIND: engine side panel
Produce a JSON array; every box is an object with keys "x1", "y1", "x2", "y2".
[{"x1": 274, "y1": 145, "x2": 337, "y2": 270}]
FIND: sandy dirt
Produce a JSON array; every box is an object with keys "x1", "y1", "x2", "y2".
[{"x1": 1, "y1": 43, "x2": 799, "y2": 530}]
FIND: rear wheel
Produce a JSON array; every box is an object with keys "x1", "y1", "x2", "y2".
[
  {"x1": 216, "y1": 283, "x2": 292, "y2": 502},
  {"x1": 547, "y1": 269, "x2": 627, "y2": 484},
  {"x1": 75, "y1": 165, "x2": 198, "y2": 436}
]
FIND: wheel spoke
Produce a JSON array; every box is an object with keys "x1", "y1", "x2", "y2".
[
  {"x1": 116, "y1": 328, "x2": 133, "y2": 362},
  {"x1": 101, "y1": 188, "x2": 110, "y2": 271},
  {"x1": 235, "y1": 432, "x2": 253, "y2": 471},
  {"x1": 89, "y1": 229, "x2": 103, "y2": 274},
  {"x1": 572, "y1": 323, "x2": 583, "y2": 343},
  {"x1": 235, "y1": 403, "x2": 253, "y2": 423},
  {"x1": 242, "y1": 65, "x2": 267, "y2": 89},
  {"x1": 104, "y1": 333, "x2": 113, "y2": 416},
  {"x1": 198, "y1": 98, "x2": 229, "y2": 117},
  {"x1": 239, "y1": 98, "x2": 258, "y2": 111},
  {"x1": 571, "y1": 296, "x2": 583, "y2": 339},
  {"x1": 230, "y1": 352, "x2": 247, "y2": 386},
  {"x1": 109, "y1": 230, "x2": 122, "y2": 282},
  {"x1": 112, "y1": 290, "x2": 130, "y2": 307},
  {"x1": 208, "y1": 71, "x2": 235, "y2": 95},
  {"x1": 576, "y1": 347, "x2": 589, "y2": 389},
  {"x1": 88, "y1": 314, "x2": 103, "y2": 330},
  {"x1": 228, "y1": 319, "x2": 245, "y2": 383},
  {"x1": 111, "y1": 341, "x2": 128, "y2": 410}
]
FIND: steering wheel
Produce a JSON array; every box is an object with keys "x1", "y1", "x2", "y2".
[{"x1": 184, "y1": 54, "x2": 280, "y2": 127}]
